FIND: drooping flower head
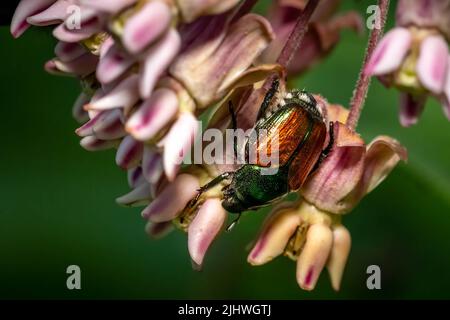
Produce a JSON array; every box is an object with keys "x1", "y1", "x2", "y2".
[
  {"x1": 248, "y1": 97, "x2": 407, "y2": 290},
  {"x1": 10, "y1": 0, "x2": 410, "y2": 293},
  {"x1": 365, "y1": 0, "x2": 450, "y2": 126}
]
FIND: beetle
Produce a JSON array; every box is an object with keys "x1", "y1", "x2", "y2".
[{"x1": 189, "y1": 79, "x2": 333, "y2": 228}]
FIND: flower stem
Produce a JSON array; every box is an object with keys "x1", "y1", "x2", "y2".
[
  {"x1": 276, "y1": 0, "x2": 319, "y2": 69},
  {"x1": 346, "y1": 0, "x2": 390, "y2": 131},
  {"x1": 262, "y1": 0, "x2": 319, "y2": 91}
]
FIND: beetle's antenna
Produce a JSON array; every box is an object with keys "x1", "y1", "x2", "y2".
[{"x1": 226, "y1": 213, "x2": 242, "y2": 232}]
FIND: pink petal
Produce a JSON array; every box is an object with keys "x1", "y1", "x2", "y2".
[
  {"x1": 11, "y1": 0, "x2": 56, "y2": 38},
  {"x1": 399, "y1": 93, "x2": 426, "y2": 127},
  {"x1": 26, "y1": 0, "x2": 73, "y2": 26},
  {"x1": 115, "y1": 135, "x2": 144, "y2": 169},
  {"x1": 96, "y1": 44, "x2": 135, "y2": 84},
  {"x1": 99, "y1": 36, "x2": 114, "y2": 58},
  {"x1": 126, "y1": 88, "x2": 179, "y2": 141},
  {"x1": 85, "y1": 74, "x2": 139, "y2": 110},
  {"x1": 359, "y1": 136, "x2": 408, "y2": 195},
  {"x1": 365, "y1": 27, "x2": 412, "y2": 76},
  {"x1": 142, "y1": 174, "x2": 200, "y2": 222},
  {"x1": 80, "y1": 136, "x2": 120, "y2": 151},
  {"x1": 87, "y1": 110, "x2": 101, "y2": 120},
  {"x1": 78, "y1": 109, "x2": 126, "y2": 140},
  {"x1": 163, "y1": 113, "x2": 199, "y2": 181},
  {"x1": 139, "y1": 29, "x2": 181, "y2": 98},
  {"x1": 395, "y1": 0, "x2": 450, "y2": 41},
  {"x1": 188, "y1": 198, "x2": 227, "y2": 267},
  {"x1": 44, "y1": 53, "x2": 98, "y2": 77},
  {"x1": 127, "y1": 166, "x2": 145, "y2": 188},
  {"x1": 95, "y1": 110, "x2": 125, "y2": 139},
  {"x1": 177, "y1": 0, "x2": 240, "y2": 23},
  {"x1": 116, "y1": 183, "x2": 152, "y2": 207},
  {"x1": 145, "y1": 221, "x2": 174, "y2": 239},
  {"x1": 80, "y1": 0, "x2": 137, "y2": 14},
  {"x1": 122, "y1": 1, "x2": 172, "y2": 54},
  {"x1": 297, "y1": 224, "x2": 333, "y2": 291},
  {"x1": 417, "y1": 34, "x2": 449, "y2": 94},
  {"x1": 54, "y1": 41, "x2": 87, "y2": 62},
  {"x1": 52, "y1": 7, "x2": 104, "y2": 42},
  {"x1": 52, "y1": 23, "x2": 97, "y2": 43},
  {"x1": 171, "y1": 13, "x2": 274, "y2": 108},
  {"x1": 301, "y1": 122, "x2": 366, "y2": 214},
  {"x1": 53, "y1": 23, "x2": 93, "y2": 42},
  {"x1": 142, "y1": 147, "x2": 163, "y2": 184},
  {"x1": 248, "y1": 206, "x2": 300, "y2": 266},
  {"x1": 75, "y1": 111, "x2": 104, "y2": 137},
  {"x1": 327, "y1": 225, "x2": 351, "y2": 291}
]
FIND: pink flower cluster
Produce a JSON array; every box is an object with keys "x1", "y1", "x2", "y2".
[
  {"x1": 13, "y1": 0, "x2": 445, "y2": 292},
  {"x1": 366, "y1": 0, "x2": 450, "y2": 126}
]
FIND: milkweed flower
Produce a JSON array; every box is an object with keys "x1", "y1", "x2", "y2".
[
  {"x1": 248, "y1": 98, "x2": 407, "y2": 291},
  {"x1": 109, "y1": 9, "x2": 277, "y2": 207},
  {"x1": 124, "y1": 9, "x2": 276, "y2": 181},
  {"x1": 142, "y1": 165, "x2": 227, "y2": 268},
  {"x1": 72, "y1": 4, "x2": 276, "y2": 187},
  {"x1": 365, "y1": 0, "x2": 450, "y2": 126},
  {"x1": 11, "y1": 0, "x2": 105, "y2": 40},
  {"x1": 140, "y1": 73, "x2": 286, "y2": 268},
  {"x1": 11, "y1": 0, "x2": 407, "y2": 293},
  {"x1": 11, "y1": 0, "x2": 277, "y2": 201}
]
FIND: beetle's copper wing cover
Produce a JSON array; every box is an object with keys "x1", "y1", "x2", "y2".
[{"x1": 246, "y1": 103, "x2": 326, "y2": 190}]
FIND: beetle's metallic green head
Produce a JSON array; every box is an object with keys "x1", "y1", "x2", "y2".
[
  {"x1": 222, "y1": 196, "x2": 246, "y2": 214},
  {"x1": 221, "y1": 185, "x2": 247, "y2": 213}
]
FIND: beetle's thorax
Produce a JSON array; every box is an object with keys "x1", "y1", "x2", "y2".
[{"x1": 262, "y1": 89, "x2": 325, "y2": 123}]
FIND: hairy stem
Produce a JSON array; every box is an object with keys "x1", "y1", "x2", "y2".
[
  {"x1": 262, "y1": 0, "x2": 319, "y2": 92},
  {"x1": 237, "y1": 0, "x2": 318, "y2": 130},
  {"x1": 346, "y1": 0, "x2": 390, "y2": 131},
  {"x1": 276, "y1": 0, "x2": 319, "y2": 68}
]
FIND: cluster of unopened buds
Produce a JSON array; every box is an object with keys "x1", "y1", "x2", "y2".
[{"x1": 10, "y1": 0, "x2": 447, "y2": 291}]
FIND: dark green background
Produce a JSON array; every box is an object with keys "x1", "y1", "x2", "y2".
[{"x1": 1, "y1": 1, "x2": 449, "y2": 299}]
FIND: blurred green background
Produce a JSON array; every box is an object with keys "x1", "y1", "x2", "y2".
[{"x1": 1, "y1": 1, "x2": 450, "y2": 299}]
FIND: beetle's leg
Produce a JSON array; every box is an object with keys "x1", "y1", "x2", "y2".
[
  {"x1": 188, "y1": 172, "x2": 234, "y2": 208},
  {"x1": 228, "y1": 101, "x2": 238, "y2": 160},
  {"x1": 222, "y1": 184, "x2": 233, "y2": 197},
  {"x1": 257, "y1": 78, "x2": 280, "y2": 120},
  {"x1": 312, "y1": 122, "x2": 335, "y2": 172},
  {"x1": 226, "y1": 212, "x2": 242, "y2": 232},
  {"x1": 199, "y1": 172, "x2": 233, "y2": 193},
  {"x1": 322, "y1": 121, "x2": 334, "y2": 157}
]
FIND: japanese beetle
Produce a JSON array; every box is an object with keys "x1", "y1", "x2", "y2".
[{"x1": 190, "y1": 79, "x2": 333, "y2": 226}]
